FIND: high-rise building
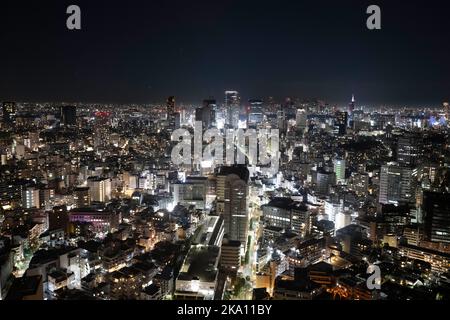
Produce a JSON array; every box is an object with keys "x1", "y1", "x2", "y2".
[
  {"x1": 397, "y1": 135, "x2": 422, "y2": 166},
  {"x1": 379, "y1": 164, "x2": 417, "y2": 205},
  {"x1": 216, "y1": 166, "x2": 249, "y2": 248},
  {"x1": 333, "y1": 159, "x2": 346, "y2": 184},
  {"x1": 195, "y1": 99, "x2": 216, "y2": 129},
  {"x1": 316, "y1": 169, "x2": 335, "y2": 196},
  {"x1": 87, "y1": 177, "x2": 111, "y2": 203},
  {"x1": 22, "y1": 187, "x2": 40, "y2": 209},
  {"x1": 60, "y1": 106, "x2": 77, "y2": 126},
  {"x1": 225, "y1": 91, "x2": 240, "y2": 128},
  {"x1": 166, "y1": 96, "x2": 177, "y2": 131},
  {"x1": 335, "y1": 111, "x2": 348, "y2": 136},
  {"x1": 296, "y1": 108, "x2": 308, "y2": 131},
  {"x1": 2, "y1": 102, "x2": 16, "y2": 125},
  {"x1": 348, "y1": 95, "x2": 355, "y2": 127},
  {"x1": 423, "y1": 192, "x2": 450, "y2": 244},
  {"x1": 74, "y1": 187, "x2": 91, "y2": 208},
  {"x1": 247, "y1": 99, "x2": 264, "y2": 128}
]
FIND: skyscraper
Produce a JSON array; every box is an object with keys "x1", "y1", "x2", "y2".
[
  {"x1": 397, "y1": 135, "x2": 422, "y2": 166},
  {"x1": 225, "y1": 91, "x2": 240, "y2": 128},
  {"x1": 216, "y1": 166, "x2": 249, "y2": 248},
  {"x1": 2, "y1": 102, "x2": 16, "y2": 124},
  {"x1": 296, "y1": 108, "x2": 308, "y2": 131},
  {"x1": 60, "y1": 105, "x2": 77, "y2": 126},
  {"x1": 247, "y1": 99, "x2": 263, "y2": 128},
  {"x1": 379, "y1": 164, "x2": 417, "y2": 205},
  {"x1": 335, "y1": 111, "x2": 348, "y2": 136},
  {"x1": 423, "y1": 191, "x2": 450, "y2": 244},
  {"x1": 166, "y1": 96, "x2": 177, "y2": 131},
  {"x1": 348, "y1": 95, "x2": 355, "y2": 128},
  {"x1": 333, "y1": 159, "x2": 346, "y2": 184},
  {"x1": 195, "y1": 99, "x2": 216, "y2": 129}
]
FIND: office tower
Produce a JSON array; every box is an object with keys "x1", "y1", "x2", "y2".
[
  {"x1": 166, "y1": 96, "x2": 176, "y2": 131},
  {"x1": 74, "y1": 187, "x2": 91, "y2": 208},
  {"x1": 60, "y1": 105, "x2": 77, "y2": 126},
  {"x1": 335, "y1": 111, "x2": 348, "y2": 135},
  {"x1": 277, "y1": 110, "x2": 286, "y2": 133},
  {"x1": 333, "y1": 159, "x2": 346, "y2": 184},
  {"x1": 296, "y1": 108, "x2": 308, "y2": 131},
  {"x1": 195, "y1": 99, "x2": 216, "y2": 129},
  {"x1": 87, "y1": 177, "x2": 111, "y2": 203},
  {"x1": 423, "y1": 192, "x2": 450, "y2": 244},
  {"x1": 216, "y1": 166, "x2": 249, "y2": 247},
  {"x1": 247, "y1": 99, "x2": 264, "y2": 128},
  {"x1": 379, "y1": 164, "x2": 417, "y2": 205},
  {"x1": 316, "y1": 169, "x2": 335, "y2": 196},
  {"x1": 397, "y1": 135, "x2": 422, "y2": 166},
  {"x1": 2, "y1": 102, "x2": 16, "y2": 124},
  {"x1": 22, "y1": 187, "x2": 40, "y2": 209},
  {"x1": 225, "y1": 91, "x2": 240, "y2": 128}
]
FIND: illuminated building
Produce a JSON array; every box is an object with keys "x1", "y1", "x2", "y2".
[
  {"x1": 225, "y1": 90, "x2": 240, "y2": 128},
  {"x1": 379, "y1": 163, "x2": 417, "y2": 205},
  {"x1": 335, "y1": 111, "x2": 348, "y2": 135},
  {"x1": 247, "y1": 99, "x2": 263, "y2": 129},
  {"x1": 21, "y1": 187, "x2": 40, "y2": 209},
  {"x1": 333, "y1": 158, "x2": 346, "y2": 184},
  {"x1": 423, "y1": 192, "x2": 450, "y2": 244},
  {"x1": 69, "y1": 208, "x2": 120, "y2": 234},
  {"x1": 220, "y1": 239, "x2": 241, "y2": 272},
  {"x1": 87, "y1": 177, "x2": 111, "y2": 203},
  {"x1": 216, "y1": 166, "x2": 249, "y2": 247},
  {"x1": 74, "y1": 187, "x2": 90, "y2": 208}
]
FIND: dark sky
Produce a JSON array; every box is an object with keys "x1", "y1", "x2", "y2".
[{"x1": 1, "y1": 0, "x2": 450, "y2": 106}]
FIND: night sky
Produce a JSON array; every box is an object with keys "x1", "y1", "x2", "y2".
[{"x1": 1, "y1": 0, "x2": 450, "y2": 106}]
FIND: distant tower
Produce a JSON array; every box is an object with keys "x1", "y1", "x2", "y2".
[
  {"x1": 60, "y1": 105, "x2": 77, "y2": 126},
  {"x1": 167, "y1": 96, "x2": 176, "y2": 131},
  {"x1": 348, "y1": 94, "x2": 355, "y2": 128},
  {"x1": 225, "y1": 91, "x2": 240, "y2": 128}
]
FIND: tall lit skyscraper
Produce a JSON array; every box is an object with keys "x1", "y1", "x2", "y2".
[
  {"x1": 333, "y1": 159, "x2": 346, "y2": 184},
  {"x1": 443, "y1": 102, "x2": 449, "y2": 122},
  {"x1": 166, "y1": 96, "x2": 176, "y2": 131},
  {"x1": 397, "y1": 135, "x2": 422, "y2": 166},
  {"x1": 379, "y1": 163, "x2": 417, "y2": 205},
  {"x1": 335, "y1": 111, "x2": 348, "y2": 136},
  {"x1": 247, "y1": 99, "x2": 263, "y2": 129},
  {"x1": 216, "y1": 166, "x2": 249, "y2": 248},
  {"x1": 225, "y1": 91, "x2": 240, "y2": 128},
  {"x1": 348, "y1": 94, "x2": 355, "y2": 128}
]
